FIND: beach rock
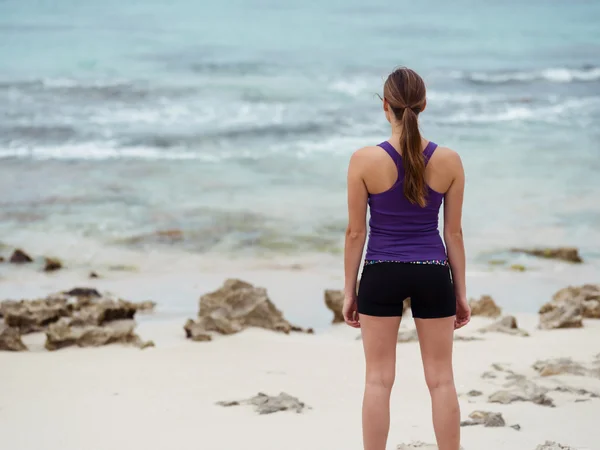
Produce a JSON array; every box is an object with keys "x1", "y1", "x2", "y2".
[
  {"x1": 489, "y1": 377, "x2": 554, "y2": 407},
  {"x1": 549, "y1": 284, "x2": 600, "y2": 319},
  {"x1": 324, "y1": 289, "x2": 344, "y2": 323},
  {"x1": 535, "y1": 441, "x2": 576, "y2": 450},
  {"x1": 184, "y1": 319, "x2": 212, "y2": 341},
  {"x1": 1, "y1": 296, "x2": 71, "y2": 333},
  {"x1": 89, "y1": 271, "x2": 99, "y2": 278},
  {"x1": 217, "y1": 392, "x2": 307, "y2": 415},
  {"x1": 69, "y1": 298, "x2": 138, "y2": 326},
  {"x1": 533, "y1": 358, "x2": 587, "y2": 377},
  {"x1": 460, "y1": 410, "x2": 505, "y2": 427},
  {"x1": 135, "y1": 300, "x2": 156, "y2": 312},
  {"x1": 539, "y1": 298, "x2": 583, "y2": 330},
  {"x1": 185, "y1": 279, "x2": 306, "y2": 340},
  {"x1": 467, "y1": 390, "x2": 483, "y2": 397},
  {"x1": 44, "y1": 257, "x2": 62, "y2": 272},
  {"x1": 478, "y1": 316, "x2": 529, "y2": 337},
  {"x1": 0, "y1": 323, "x2": 27, "y2": 351},
  {"x1": 63, "y1": 287, "x2": 101, "y2": 298},
  {"x1": 511, "y1": 424, "x2": 521, "y2": 431},
  {"x1": 469, "y1": 295, "x2": 501, "y2": 317},
  {"x1": 45, "y1": 318, "x2": 150, "y2": 351},
  {"x1": 511, "y1": 247, "x2": 582, "y2": 263},
  {"x1": 9, "y1": 249, "x2": 33, "y2": 264}
]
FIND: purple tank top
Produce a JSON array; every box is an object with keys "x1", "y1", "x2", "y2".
[{"x1": 364, "y1": 141, "x2": 447, "y2": 262}]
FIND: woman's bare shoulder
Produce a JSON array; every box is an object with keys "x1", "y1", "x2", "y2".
[{"x1": 433, "y1": 145, "x2": 463, "y2": 168}]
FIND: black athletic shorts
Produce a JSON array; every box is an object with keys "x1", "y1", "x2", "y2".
[{"x1": 357, "y1": 262, "x2": 456, "y2": 319}]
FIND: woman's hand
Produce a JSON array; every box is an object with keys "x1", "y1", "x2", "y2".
[
  {"x1": 343, "y1": 293, "x2": 361, "y2": 328},
  {"x1": 455, "y1": 298, "x2": 471, "y2": 329}
]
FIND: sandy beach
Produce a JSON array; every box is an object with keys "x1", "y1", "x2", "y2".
[{"x1": 1, "y1": 258, "x2": 599, "y2": 450}]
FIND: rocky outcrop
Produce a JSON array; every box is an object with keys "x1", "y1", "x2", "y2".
[
  {"x1": 184, "y1": 319, "x2": 212, "y2": 341},
  {"x1": 1, "y1": 296, "x2": 71, "y2": 333},
  {"x1": 324, "y1": 290, "x2": 344, "y2": 323},
  {"x1": 469, "y1": 295, "x2": 502, "y2": 317},
  {"x1": 478, "y1": 316, "x2": 529, "y2": 337},
  {"x1": 535, "y1": 442, "x2": 576, "y2": 450},
  {"x1": 45, "y1": 319, "x2": 153, "y2": 351},
  {"x1": 1, "y1": 289, "x2": 155, "y2": 334},
  {"x1": 548, "y1": 284, "x2": 600, "y2": 319},
  {"x1": 538, "y1": 284, "x2": 600, "y2": 329},
  {"x1": 185, "y1": 279, "x2": 308, "y2": 341},
  {"x1": 217, "y1": 392, "x2": 307, "y2": 415},
  {"x1": 43, "y1": 257, "x2": 62, "y2": 272},
  {"x1": 511, "y1": 247, "x2": 582, "y2": 263},
  {"x1": 9, "y1": 249, "x2": 33, "y2": 263},
  {"x1": 0, "y1": 323, "x2": 27, "y2": 351},
  {"x1": 533, "y1": 358, "x2": 599, "y2": 378},
  {"x1": 460, "y1": 410, "x2": 505, "y2": 427},
  {"x1": 487, "y1": 366, "x2": 555, "y2": 407}
]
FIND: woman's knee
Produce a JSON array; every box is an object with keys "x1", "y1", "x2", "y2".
[
  {"x1": 366, "y1": 366, "x2": 395, "y2": 390},
  {"x1": 424, "y1": 368, "x2": 454, "y2": 392}
]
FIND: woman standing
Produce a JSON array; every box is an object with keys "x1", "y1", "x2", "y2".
[{"x1": 343, "y1": 67, "x2": 470, "y2": 450}]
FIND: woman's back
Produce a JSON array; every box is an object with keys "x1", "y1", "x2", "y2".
[{"x1": 360, "y1": 139, "x2": 456, "y2": 262}]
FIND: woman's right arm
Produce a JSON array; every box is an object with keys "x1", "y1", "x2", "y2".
[{"x1": 443, "y1": 150, "x2": 470, "y2": 328}]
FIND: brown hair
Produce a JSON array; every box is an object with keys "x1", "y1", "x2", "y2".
[{"x1": 384, "y1": 67, "x2": 427, "y2": 207}]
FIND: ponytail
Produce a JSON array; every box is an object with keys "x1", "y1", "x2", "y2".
[
  {"x1": 399, "y1": 108, "x2": 427, "y2": 207},
  {"x1": 384, "y1": 67, "x2": 428, "y2": 207}
]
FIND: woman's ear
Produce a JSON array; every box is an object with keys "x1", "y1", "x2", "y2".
[
  {"x1": 382, "y1": 97, "x2": 389, "y2": 112},
  {"x1": 422, "y1": 98, "x2": 427, "y2": 113}
]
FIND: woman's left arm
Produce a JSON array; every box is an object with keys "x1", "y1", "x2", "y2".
[{"x1": 343, "y1": 149, "x2": 369, "y2": 327}]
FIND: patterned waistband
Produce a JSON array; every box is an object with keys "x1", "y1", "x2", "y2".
[{"x1": 364, "y1": 259, "x2": 448, "y2": 267}]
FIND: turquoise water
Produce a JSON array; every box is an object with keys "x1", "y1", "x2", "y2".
[{"x1": 1, "y1": 0, "x2": 599, "y2": 266}]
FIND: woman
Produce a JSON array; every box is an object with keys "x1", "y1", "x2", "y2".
[{"x1": 343, "y1": 67, "x2": 470, "y2": 450}]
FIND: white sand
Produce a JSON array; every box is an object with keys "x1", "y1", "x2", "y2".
[
  {"x1": 2, "y1": 297, "x2": 600, "y2": 450},
  {"x1": 1, "y1": 263, "x2": 600, "y2": 449}
]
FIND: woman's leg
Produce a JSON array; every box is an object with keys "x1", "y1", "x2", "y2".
[
  {"x1": 414, "y1": 317, "x2": 460, "y2": 450},
  {"x1": 359, "y1": 314, "x2": 402, "y2": 450}
]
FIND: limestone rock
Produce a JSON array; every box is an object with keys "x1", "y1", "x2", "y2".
[
  {"x1": 511, "y1": 247, "x2": 582, "y2": 263},
  {"x1": 461, "y1": 410, "x2": 505, "y2": 427},
  {"x1": 9, "y1": 249, "x2": 33, "y2": 264},
  {"x1": 539, "y1": 296, "x2": 583, "y2": 330},
  {"x1": 44, "y1": 257, "x2": 62, "y2": 272},
  {"x1": 549, "y1": 284, "x2": 600, "y2": 319},
  {"x1": 63, "y1": 287, "x2": 101, "y2": 298},
  {"x1": 479, "y1": 316, "x2": 529, "y2": 337},
  {"x1": 535, "y1": 441, "x2": 576, "y2": 450},
  {"x1": 467, "y1": 390, "x2": 483, "y2": 397},
  {"x1": 324, "y1": 289, "x2": 344, "y2": 323},
  {"x1": 0, "y1": 323, "x2": 27, "y2": 351},
  {"x1": 533, "y1": 358, "x2": 587, "y2": 377},
  {"x1": 469, "y1": 295, "x2": 502, "y2": 317},
  {"x1": 1, "y1": 296, "x2": 71, "y2": 333},
  {"x1": 185, "y1": 279, "x2": 306, "y2": 341},
  {"x1": 45, "y1": 319, "x2": 149, "y2": 351},
  {"x1": 184, "y1": 319, "x2": 212, "y2": 341},
  {"x1": 489, "y1": 377, "x2": 554, "y2": 407},
  {"x1": 217, "y1": 392, "x2": 307, "y2": 415},
  {"x1": 135, "y1": 300, "x2": 156, "y2": 312}
]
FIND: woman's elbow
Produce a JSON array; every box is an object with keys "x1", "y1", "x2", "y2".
[
  {"x1": 444, "y1": 228, "x2": 463, "y2": 241},
  {"x1": 346, "y1": 226, "x2": 366, "y2": 240}
]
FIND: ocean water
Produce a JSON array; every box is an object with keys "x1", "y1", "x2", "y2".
[{"x1": 1, "y1": 0, "x2": 600, "y2": 271}]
